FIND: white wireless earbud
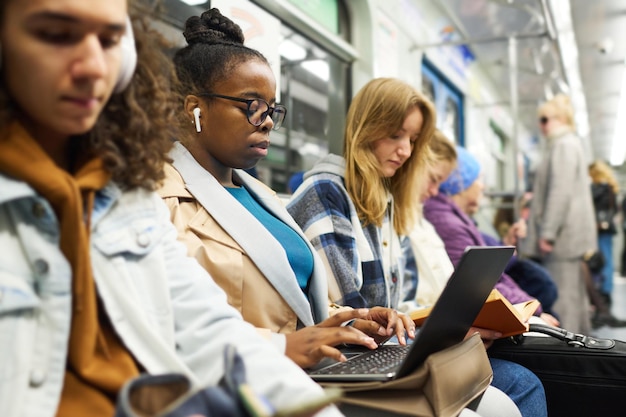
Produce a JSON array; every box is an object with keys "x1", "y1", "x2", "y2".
[{"x1": 193, "y1": 108, "x2": 201, "y2": 133}]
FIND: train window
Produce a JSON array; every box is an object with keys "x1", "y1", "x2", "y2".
[
  {"x1": 261, "y1": 27, "x2": 336, "y2": 192},
  {"x1": 422, "y1": 59, "x2": 464, "y2": 145},
  {"x1": 252, "y1": 0, "x2": 351, "y2": 192},
  {"x1": 443, "y1": 97, "x2": 460, "y2": 146}
]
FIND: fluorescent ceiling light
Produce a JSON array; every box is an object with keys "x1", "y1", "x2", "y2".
[
  {"x1": 180, "y1": 0, "x2": 206, "y2": 5},
  {"x1": 610, "y1": 70, "x2": 626, "y2": 166},
  {"x1": 280, "y1": 39, "x2": 329, "y2": 82},
  {"x1": 280, "y1": 39, "x2": 307, "y2": 61},
  {"x1": 302, "y1": 60, "x2": 329, "y2": 82}
]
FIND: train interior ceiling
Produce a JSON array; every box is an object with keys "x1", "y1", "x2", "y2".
[{"x1": 157, "y1": 0, "x2": 626, "y2": 203}]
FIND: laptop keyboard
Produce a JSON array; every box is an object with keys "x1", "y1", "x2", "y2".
[{"x1": 310, "y1": 344, "x2": 411, "y2": 375}]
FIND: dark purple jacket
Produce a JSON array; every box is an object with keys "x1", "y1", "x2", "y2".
[{"x1": 423, "y1": 193, "x2": 542, "y2": 313}]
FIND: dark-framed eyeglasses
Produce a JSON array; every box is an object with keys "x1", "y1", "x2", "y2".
[
  {"x1": 198, "y1": 93, "x2": 287, "y2": 130},
  {"x1": 539, "y1": 116, "x2": 550, "y2": 125}
]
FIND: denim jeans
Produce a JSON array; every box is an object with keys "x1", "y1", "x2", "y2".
[
  {"x1": 598, "y1": 232, "x2": 615, "y2": 295},
  {"x1": 489, "y1": 357, "x2": 547, "y2": 417}
]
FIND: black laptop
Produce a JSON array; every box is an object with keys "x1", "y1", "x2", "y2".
[{"x1": 307, "y1": 246, "x2": 515, "y2": 382}]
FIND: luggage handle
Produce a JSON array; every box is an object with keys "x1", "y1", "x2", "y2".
[{"x1": 527, "y1": 323, "x2": 615, "y2": 350}]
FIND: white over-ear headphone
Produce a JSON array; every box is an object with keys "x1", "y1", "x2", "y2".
[
  {"x1": 0, "y1": 16, "x2": 136, "y2": 93},
  {"x1": 193, "y1": 108, "x2": 202, "y2": 133},
  {"x1": 114, "y1": 16, "x2": 138, "y2": 93}
]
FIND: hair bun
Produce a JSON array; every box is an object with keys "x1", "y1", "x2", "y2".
[{"x1": 183, "y1": 8, "x2": 244, "y2": 46}]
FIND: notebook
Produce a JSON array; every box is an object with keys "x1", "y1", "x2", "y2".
[{"x1": 307, "y1": 245, "x2": 515, "y2": 382}]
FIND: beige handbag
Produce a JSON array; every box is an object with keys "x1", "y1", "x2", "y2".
[{"x1": 320, "y1": 333, "x2": 492, "y2": 417}]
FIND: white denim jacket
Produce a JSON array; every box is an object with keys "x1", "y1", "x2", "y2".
[{"x1": 0, "y1": 173, "x2": 342, "y2": 417}]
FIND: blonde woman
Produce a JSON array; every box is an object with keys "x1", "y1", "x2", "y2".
[
  {"x1": 589, "y1": 159, "x2": 620, "y2": 302},
  {"x1": 287, "y1": 78, "x2": 435, "y2": 311},
  {"x1": 522, "y1": 94, "x2": 597, "y2": 333}
]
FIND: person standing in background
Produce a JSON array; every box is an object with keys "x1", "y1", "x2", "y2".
[
  {"x1": 589, "y1": 160, "x2": 620, "y2": 305},
  {"x1": 522, "y1": 94, "x2": 597, "y2": 334}
]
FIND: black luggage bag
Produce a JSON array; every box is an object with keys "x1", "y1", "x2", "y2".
[{"x1": 489, "y1": 323, "x2": 626, "y2": 417}]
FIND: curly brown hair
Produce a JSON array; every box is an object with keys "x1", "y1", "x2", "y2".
[{"x1": 0, "y1": 2, "x2": 179, "y2": 191}]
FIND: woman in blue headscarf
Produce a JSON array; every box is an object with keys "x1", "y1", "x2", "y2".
[{"x1": 423, "y1": 146, "x2": 559, "y2": 326}]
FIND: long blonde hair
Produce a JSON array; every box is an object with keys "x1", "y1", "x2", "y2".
[
  {"x1": 343, "y1": 78, "x2": 436, "y2": 235},
  {"x1": 589, "y1": 160, "x2": 619, "y2": 193}
]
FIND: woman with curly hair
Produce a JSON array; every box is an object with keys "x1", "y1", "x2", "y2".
[{"x1": 0, "y1": 1, "x2": 344, "y2": 416}]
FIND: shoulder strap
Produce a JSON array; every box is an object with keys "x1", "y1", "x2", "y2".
[{"x1": 527, "y1": 323, "x2": 615, "y2": 350}]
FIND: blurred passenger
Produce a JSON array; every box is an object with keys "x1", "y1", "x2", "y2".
[
  {"x1": 0, "y1": 1, "x2": 343, "y2": 416},
  {"x1": 493, "y1": 194, "x2": 529, "y2": 242},
  {"x1": 588, "y1": 159, "x2": 619, "y2": 303},
  {"x1": 485, "y1": 197, "x2": 560, "y2": 318},
  {"x1": 422, "y1": 145, "x2": 559, "y2": 327},
  {"x1": 287, "y1": 83, "x2": 546, "y2": 417},
  {"x1": 522, "y1": 94, "x2": 597, "y2": 334},
  {"x1": 400, "y1": 130, "x2": 457, "y2": 310},
  {"x1": 416, "y1": 143, "x2": 558, "y2": 317},
  {"x1": 415, "y1": 133, "x2": 552, "y2": 417},
  {"x1": 585, "y1": 160, "x2": 626, "y2": 328},
  {"x1": 490, "y1": 196, "x2": 559, "y2": 317},
  {"x1": 158, "y1": 8, "x2": 413, "y2": 371}
]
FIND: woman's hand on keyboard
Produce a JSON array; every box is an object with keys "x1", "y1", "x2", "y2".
[
  {"x1": 351, "y1": 307, "x2": 416, "y2": 346},
  {"x1": 285, "y1": 309, "x2": 378, "y2": 368}
]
